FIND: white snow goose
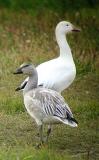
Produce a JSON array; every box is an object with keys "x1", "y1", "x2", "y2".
[{"x1": 16, "y1": 21, "x2": 80, "y2": 93}]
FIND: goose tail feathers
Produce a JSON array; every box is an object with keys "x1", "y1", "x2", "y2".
[{"x1": 63, "y1": 117, "x2": 78, "y2": 127}]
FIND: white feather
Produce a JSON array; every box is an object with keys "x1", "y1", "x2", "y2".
[{"x1": 18, "y1": 21, "x2": 77, "y2": 93}]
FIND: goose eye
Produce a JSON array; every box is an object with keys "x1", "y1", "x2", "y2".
[{"x1": 66, "y1": 24, "x2": 69, "y2": 26}]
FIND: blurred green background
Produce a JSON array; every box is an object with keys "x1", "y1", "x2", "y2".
[{"x1": 0, "y1": 0, "x2": 99, "y2": 160}]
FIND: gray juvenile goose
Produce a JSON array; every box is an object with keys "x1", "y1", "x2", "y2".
[{"x1": 14, "y1": 63, "x2": 78, "y2": 144}]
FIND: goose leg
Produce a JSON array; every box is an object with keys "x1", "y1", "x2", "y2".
[
  {"x1": 39, "y1": 124, "x2": 43, "y2": 144},
  {"x1": 36, "y1": 125, "x2": 43, "y2": 148},
  {"x1": 46, "y1": 125, "x2": 51, "y2": 142}
]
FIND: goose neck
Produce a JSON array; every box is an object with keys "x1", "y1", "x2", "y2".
[
  {"x1": 56, "y1": 31, "x2": 72, "y2": 59},
  {"x1": 23, "y1": 73, "x2": 38, "y2": 95}
]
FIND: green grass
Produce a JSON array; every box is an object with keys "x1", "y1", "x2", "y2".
[
  {"x1": 0, "y1": 7, "x2": 99, "y2": 160},
  {"x1": 0, "y1": 146, "x2": 73, "y2": 160},
  {"x1": 0, "y1": 110, "x2": 98, "y2": 160}
]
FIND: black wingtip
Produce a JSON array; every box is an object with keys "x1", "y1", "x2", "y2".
[
  {"x1": 15, "y1": 87, "x2": 21, "y2": 91},
  {"x1": 15, "y1": 81, "x2": 28, "y2": 91},
  {"x1": 67, "y1": 112, "x2": 78, "y2": 125},
  {"x1": 71, "y1": 117, "x2": 78, "y2": 124}
]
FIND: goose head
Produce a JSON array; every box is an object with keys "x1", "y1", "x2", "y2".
[
  {"x1": 14, "y1": 63, "x2": 37, "y2": 76},
  {"x1": 55, "y1": 21, "x2": 80, "y2": 35}
]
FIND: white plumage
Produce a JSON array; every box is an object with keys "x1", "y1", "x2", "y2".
[{"x1": 16, "y1": 21, "x2": 80, "y2": 93}]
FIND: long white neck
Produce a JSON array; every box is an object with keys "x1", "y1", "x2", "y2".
[
  {"x1": 23, "y1": 72, "x2": 38, "y2": 95},
  {"x1": 56, "y1": 31, "x2": 73, "y2": 60}
]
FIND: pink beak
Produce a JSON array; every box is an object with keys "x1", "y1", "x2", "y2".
[{"x1": 72, "y1": 26, "x2": 81, "y2": 32}]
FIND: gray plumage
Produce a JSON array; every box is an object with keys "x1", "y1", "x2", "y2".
[{"x1": 14, "y1": 63, "x2": 78, "y2": 144}]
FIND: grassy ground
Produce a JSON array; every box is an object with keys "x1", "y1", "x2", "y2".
[{"x1": 0, "y1": 8, "x2": 99, "y2": 160}]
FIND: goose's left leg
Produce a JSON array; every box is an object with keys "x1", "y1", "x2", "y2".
[{"x1": 46, "y1": 125, "x2": 51, "y2": 142}]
